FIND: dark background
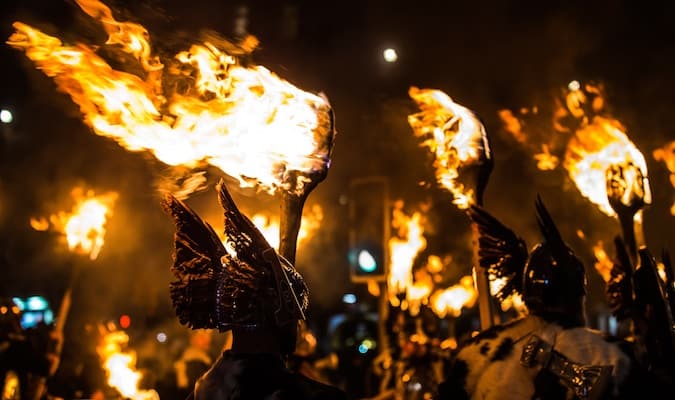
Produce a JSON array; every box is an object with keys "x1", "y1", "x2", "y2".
[{"x1": 1, "y1": 0, "x2": 674, "y2": 342}]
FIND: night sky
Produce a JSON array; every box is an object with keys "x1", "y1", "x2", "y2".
[{"x1": 1, "y1": 0, "x2": 674, "y2": 337}]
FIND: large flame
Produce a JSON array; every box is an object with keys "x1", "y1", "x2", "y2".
[
  {"x1": 556, "y1": 81, "x2": 651, "y2": 217},
  {"x1": 408, "y1": 87, "x2": 490, "y2": 209},
  {"x1": 97, "y1": 327, "x2": 159, "y2": 400},
  {"x1": 387, "y1": 201, "x2": 427, "y2": 306},
  {"x1": 563, "y1": 116, "x2": 650, "y2": 216},
  {"x1": 250, "y1": 204, "x2": 323, "y2": 250},
  {"x1": 653, "y1": 140, "x2": 675, "y2": 216},
  {"x1": 30, "y1": 187, "x2": 117, "y2": 260},
  {"x1": 8, "y1": 0, "x2": 332, "y2": 197},
  {"x1": 430, "y1": 276, "x2": 477, "y2": 318}
]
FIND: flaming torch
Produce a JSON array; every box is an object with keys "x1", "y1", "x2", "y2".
[
  {"x1": 560, "y1": 82, "x2": 651, "y2": 264},
  {"x1": 97, "y1": 325, "x2": 159, "y2": 400},
  {"x1": 408, "y1": 87, "x2": 495, "y2": 329},
  {"x1": 30, "y1": 187, "x2": 117, "y2": 353},
  {"x1": 7, "y1": 0, "x2": 335, "y2": 264}
]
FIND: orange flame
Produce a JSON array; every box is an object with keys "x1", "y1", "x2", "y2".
[
  {"x1": 250, "y1": 204, "x2": 323, "y2": 250},
  {"x1": 592, "y1": 240, "x2": 613, "y2": 283},
  {"x1": 563, "y1": 116, "x2": 650, "y2": 217},
  {"x1": 430, "y1": 276, "x2": 477, "y2": 318},
  {"x1": 97, "y1": 327, "x2": 159, "y2": 400},
  {"x1": 559, "y1": 82, "x2": 650, "y2": 217},
  {"x1": 408, "y1": 87, "x2": 490, "y2": 209},
  {"x1": 488, "y1": 276, "x2": 526, "y2": 314},
  {"x1": 534, "y1": 144, "x2": 559, "y2": 170},
  {"x1": 497, "y1": 109, "x2": 527, "y2": 144},
  {"x1": 653, "y1": 140, "x2": 675, "y2": 216},
  {"x1": 30, "y1": 188, "x2": 117, "y2": 260},
  {"x1": 387, "y1": 201, "x2": 427, "y2": 306},
  {"x1": 8, "y1": 0, "x2": 332, "y2": 197}
]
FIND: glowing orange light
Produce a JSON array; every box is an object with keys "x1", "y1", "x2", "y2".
[
  {"x1": 30, "y1": 187, "x2": 118, "y2": 260},
  {"x1": 8, "y1": 0, "x2": 332, "y2": 197},
  {"x1": 653, "y1": 140, "x2": 675, "y2": 216},
  {"x1": 119, "y1": 314, "x2": 131, "y2": 329},
  {"x1": 387, "y1": 201, "x2": 427, "y2": 307},
  {"x1": 97, "y1": 327, "x2": 159, "y2": 400},
  {"x1": 408, "y1": 87, "x2": 490, "y2": 209},
  {"x1": 430, "y1": 276, "x2": 477, "y2": 318}
]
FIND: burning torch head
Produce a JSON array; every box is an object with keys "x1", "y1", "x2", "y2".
[
  {"x1": 163, "y1": 180, "x2": 309, "y2": 337},
  {"x1": 522, "y1": 196, "x2": 587, "y2": 327}
]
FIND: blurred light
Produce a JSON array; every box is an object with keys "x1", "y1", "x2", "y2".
[
  {"x1": 357, "y1": 250, "x2": 377, "y2": 272},
  {"x1": 0, "y1": 109, "x2": 12, "y2": 124},
  {"x1": 156, "y1": 332, "x2": 167, "y2": 343},
  {"x1": 43, "y1": 310, "x2": 54, "y2": 325},
  {"x1": 12, "y1": 297, "x2": 25, "y2": 311},
  {"x1": 0, "y1": 306, "x2": 6, "y2": 314},
  {"x1": 22, "y1": 312, "x2": 37, "y2": 327},
  {"x1": 358, "y1": 338, "x2": 376, "y2": 354},
  {"x1": 119, "y1": 314, "x2": 131, "y2": 329},
  {"x1": 26, "y1": 296, "x2": 48, "y2": 311},
  {"x1": 342, "y1": 293, "x2": 357, "y2": 304},
  {"x1": 608, "y1": 315, "x2": 617, "y2": 336},
  {"x1": 568, "y1": 80, "x2": 580, "y2": 91},
  {"x1": 383, "y1": 48, "x2": 398, "y2": 63}
]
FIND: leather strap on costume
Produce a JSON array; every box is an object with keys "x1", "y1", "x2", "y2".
[{"x1": 520, "y1": 335, "x2": 613, "y2": 400}]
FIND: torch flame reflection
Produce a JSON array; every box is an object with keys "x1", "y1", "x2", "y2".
[{"x1": 8, "y1": 0, "x2": 332, "y2": 197}]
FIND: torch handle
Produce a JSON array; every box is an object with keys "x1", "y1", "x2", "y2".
[
  {"x1": 54, "y1": 288, "x2": 72, "y2": 335},
  {"x1": 471, "y1": 221, "x2": 496, "y2": 330},
  {"x1": 53, "y1": 263, "x2": 83, "y2": 351},
  {"x1": 279, "y1": 193, "x2": 307, "y2": 265},
  {"x1": 618, "y1": 211, "x2": 638, "y2": 268}
]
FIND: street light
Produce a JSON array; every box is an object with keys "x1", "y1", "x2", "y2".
[
  {"x1": 383, "y1": 48, "x2": 398, "y2": 63},
  {"x1": 0, "y1": 109, "x2": 12, "y2": 124}
]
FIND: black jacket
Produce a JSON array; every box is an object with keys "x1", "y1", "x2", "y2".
[{"x1": 192, "y1": 351, "x2": 347, "y2": 400}]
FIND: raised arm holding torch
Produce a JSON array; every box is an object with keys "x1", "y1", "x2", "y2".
[{"x1": 606, "y1": 161, "x2": 651, "y2": 266}]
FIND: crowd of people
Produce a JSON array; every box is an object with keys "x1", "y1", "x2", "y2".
[{"x1": 2, "y1": 183, "x2": 675, "y2": 400}]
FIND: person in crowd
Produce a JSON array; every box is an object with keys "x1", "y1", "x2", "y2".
[
  {"x1": 0, "y1": 297, "x2": 61, "y2": 400},
  {"x1": 438, "y1": 196, "x2": 671, "y2": 399},
  {"x1": 173, "y1": 329, "x2": 214, "y2": 400},
  {"x1": 163, "y1": 179, "x2": 346, "y2": 400}
]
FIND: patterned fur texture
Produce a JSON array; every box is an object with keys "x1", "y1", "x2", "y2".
[{"x1": 451, "y1": 315, "x2": 631, "y2": 400}]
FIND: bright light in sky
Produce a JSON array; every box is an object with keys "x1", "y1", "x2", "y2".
[
  {"x1": 383, "y1": 48, "x2": 398, "y2": 63},
  {"x1": 0, "y1": 109, "x2": 12, "y2": 124}
]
